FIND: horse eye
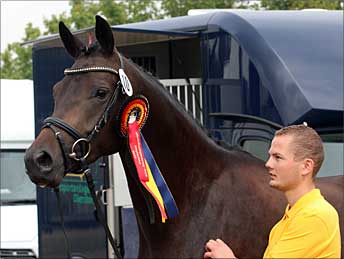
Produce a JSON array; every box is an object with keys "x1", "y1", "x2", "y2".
[{"x1": 94, "y1": 89, "x2": 108, "y2": 99}]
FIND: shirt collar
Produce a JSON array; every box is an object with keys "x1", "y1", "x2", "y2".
[{"x1": 284, "y1": 189, "x2": 322, "y2": 219}]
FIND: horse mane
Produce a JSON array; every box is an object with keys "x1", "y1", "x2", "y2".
[
  {"x1": 126, "y1": 57, "x2": 209, "y2": 128},
  {"x1": 125, "y1": 57, "x2": 257, "y2": 156},
  {"x1": 127, "y1": 58, "x2": 204, "y2": 124}
]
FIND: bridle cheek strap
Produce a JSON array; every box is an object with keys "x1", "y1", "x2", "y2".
[{"x1": 87, "y1": 81, "x2": 122, "y2": 141}]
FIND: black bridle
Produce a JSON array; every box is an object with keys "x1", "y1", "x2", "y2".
[
  {"x1": 43, "y1": 54, "x2": 127, "y2": 259},
  {"x1": 43, "y1": 67, "x2": 122, "y2": 174}
]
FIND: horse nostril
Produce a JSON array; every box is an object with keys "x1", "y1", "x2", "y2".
[{"x1": 34, "y1": 151, "x2": 53, "y2": 171}]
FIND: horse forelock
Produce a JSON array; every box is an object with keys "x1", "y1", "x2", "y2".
[
  {"x1": 80, "y1": 41, "x2": 99, "y2": 55},
  {"x1": 78, "y1": 41, "x2": 116, "y2": 59}
]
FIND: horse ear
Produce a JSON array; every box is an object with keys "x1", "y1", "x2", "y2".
[
  {"x1": 95, "y1": 15, "x2": 114, "y2": 55},
  {"x1": 59, "y1": 21, "x2": 85, "y2": 59}
]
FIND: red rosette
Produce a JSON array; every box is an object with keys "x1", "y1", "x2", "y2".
[{"x1": 118, "y1": 96, "x2": 149, "y2": 137}]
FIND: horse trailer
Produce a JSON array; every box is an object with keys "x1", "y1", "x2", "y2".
[{"x1": 26, "y1": 10, "x2": 343, "y2": 258}]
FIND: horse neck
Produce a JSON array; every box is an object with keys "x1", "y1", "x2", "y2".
[{"x1": 124, "y1": 66, "x2": 226, "y2": 210}]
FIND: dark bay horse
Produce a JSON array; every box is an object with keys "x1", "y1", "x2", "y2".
[{"x1": 24, "y1": 16, "x2": 343, "y2": 258}]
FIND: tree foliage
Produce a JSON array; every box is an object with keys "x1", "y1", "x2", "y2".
[
  {"x1": 161, "y1": 0, "x2": 235, "y2": 17},
  {"x1": 1, "y1": 0, "x2": 159, "y2": 79},
  {"x1": 1, "y1": 23, "x2": 40, "y2": 79},
  {"x1": 1, "y1": 0, "x2": 342, "y2": 79},
  {"x1": 261, "y1": 0, "x2": 343, "y2": 10}
]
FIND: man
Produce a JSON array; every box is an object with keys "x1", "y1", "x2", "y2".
[{"x1": 204, "y1": 124, "x2": 341, "y2": 258}]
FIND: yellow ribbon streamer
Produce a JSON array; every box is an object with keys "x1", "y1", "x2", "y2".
[{"x1": 142, "y1": 159, "x2": 168, "y2": 222}]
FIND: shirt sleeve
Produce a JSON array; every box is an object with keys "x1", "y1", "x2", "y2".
[{"x1": 268, "y1": 213, "x2": 330, "y2": 258}]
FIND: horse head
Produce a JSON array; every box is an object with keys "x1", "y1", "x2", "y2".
[{"x1": 25, "y1": 16, "x2": 136, "y2": 188}]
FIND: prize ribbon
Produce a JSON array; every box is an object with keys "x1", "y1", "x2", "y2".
[{"x1": 128, "y1": 119, "x2": 179, "y2": 222}]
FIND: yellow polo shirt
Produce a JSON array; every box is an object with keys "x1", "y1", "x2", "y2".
[{"x1": 263, "y1": 189, "x2": 341, "y2": 258}]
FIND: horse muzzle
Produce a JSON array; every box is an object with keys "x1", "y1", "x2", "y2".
[{"x1": 24, "y1": 144, "x2": 64, "y2": 188}]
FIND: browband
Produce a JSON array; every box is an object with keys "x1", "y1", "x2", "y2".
[
  {"x1": 64, "y1": 52, "x2": 124, "y2": 76},
  {"x1": 64, "y1": 66, "x2": 119, "y2": 75}
]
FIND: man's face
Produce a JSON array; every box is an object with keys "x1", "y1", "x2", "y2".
[{"x1": 265, "y1": 135, "x2": 303, "y2": 191}]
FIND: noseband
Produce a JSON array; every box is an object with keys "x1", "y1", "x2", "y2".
[{"x1": 42, "y1": 54, "x2": 125, "y2": 174}]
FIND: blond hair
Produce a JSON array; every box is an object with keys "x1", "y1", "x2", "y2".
[{"x1": 275, "y1": 124, "x2": 324, "y2": 176}]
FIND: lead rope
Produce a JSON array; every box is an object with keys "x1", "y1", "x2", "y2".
[
  {"x1": 81, "y1": 160, "x2": 123, "y2": 259},
  {"x1": 54, "y1": 188, "x2": 72, "y2": 259},
  {"x1": 54, "y1": 162, "x2": 123, "y2": 259}
]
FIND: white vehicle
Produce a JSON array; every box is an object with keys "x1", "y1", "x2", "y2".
[{"x1": 0, "y1": 79, "x2": 38, "y2": 258}]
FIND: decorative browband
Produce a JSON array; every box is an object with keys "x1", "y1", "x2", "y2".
[{"x1": 64, "y1": 66, "x2": 119, "y2": 75}]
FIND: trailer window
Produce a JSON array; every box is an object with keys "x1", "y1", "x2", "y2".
[
  {"x1": 0, "y1": 150, "x2": 36, "y2": 203},
  {"x1": 317, "y1": 134, "x2": 343, "y2": 177},
  {"x1": 242, "y1": 133, "x2": 343, "y2": 178},
  {"x1": 242, "y1": 139, "x2": 270, "y2": 162}
]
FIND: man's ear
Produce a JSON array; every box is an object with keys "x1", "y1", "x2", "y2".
[{"x1": 301, "y1": 158, "x2": 315, "y2": 177}]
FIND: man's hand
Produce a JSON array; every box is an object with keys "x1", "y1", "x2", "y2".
[{"x1": 204, "y1": 239, "x2": 237, "y2": 259}]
